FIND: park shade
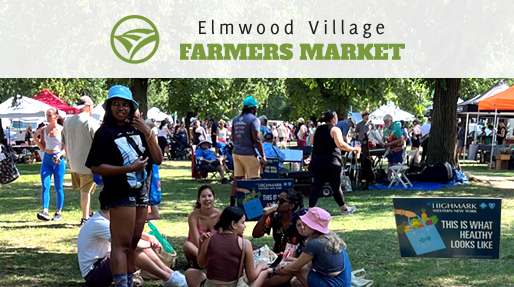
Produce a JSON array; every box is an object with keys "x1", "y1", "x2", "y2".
[{"x1": 478, "y1": 85, "x2": 514, "y2": 111}]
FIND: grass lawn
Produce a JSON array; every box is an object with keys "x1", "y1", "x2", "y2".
[{"x1": 0, "y1": 161, "x2": 513, "y2": 286}]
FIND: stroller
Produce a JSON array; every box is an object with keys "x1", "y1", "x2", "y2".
[{"x1": 168, "y1": 134, "x2": 190, "y2": 160}]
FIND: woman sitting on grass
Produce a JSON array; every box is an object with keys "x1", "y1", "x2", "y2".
[
  {"x1": 185, "y1": 206, "x2": 269, "y2": 287},
  {"x1": 183, "y1": 185, "x2": 221, "y2": 268},
  {"x1": 274, "y1": 207, "x2": 352, "y2": 287},
  {"x1": 252, "y1": 189, "x2": 306, "y2": 256}
]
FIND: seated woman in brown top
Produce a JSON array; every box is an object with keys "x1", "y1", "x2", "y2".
[{"x1": 185, "y1": 206, "x2": 269, "y2": 287}]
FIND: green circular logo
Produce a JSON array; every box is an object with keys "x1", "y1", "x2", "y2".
[{"x1": 110, "y1": 15, "x2": 159, "y2": 64}]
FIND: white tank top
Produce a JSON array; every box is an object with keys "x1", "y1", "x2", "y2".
[
  {"x1": 44, "y1": 127, "x2": 63, "y2": 151},
  {"x1": 158, "y1": 126, "x2": 168, "y2": 137},
  {"x1": 218, "y1": 128, "x2": 227, "y2": 141}
]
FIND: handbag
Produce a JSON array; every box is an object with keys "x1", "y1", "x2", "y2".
[
  {"x1": 149, "y1": 164, "x2": 161, "y2": 205},
  {"x1": 93, "y1": 174, "x2": 104, "y2": 186},
  {"x1": 0, "y1": 154, "x2": 20, "y2": 184}
]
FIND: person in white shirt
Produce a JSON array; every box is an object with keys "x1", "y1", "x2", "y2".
[
  {"x1": 77, "y1": 208, "x2": 186, "y2": 287},
  {"x1": 407, "y1": 119, "x2": 422, "y2": 164},
  {"x1": 62, "y1": 96, "x2": 100, "y2": 226},
  {"x1": 420, "y1": 118, "x2": 432, "y2": 163}
]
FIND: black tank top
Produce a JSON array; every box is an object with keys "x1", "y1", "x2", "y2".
[
  {"x1": 497, "y1": 126, "x2": 506, "y2": 145},
  {"x1": 312, "y1": 124, "x2": 342, "y2": 164}
]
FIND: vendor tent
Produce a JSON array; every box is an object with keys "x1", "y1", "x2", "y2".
[
  {"x1": 92, "y1": 101, "x2": 105, "y2": 121},
  {"x1": 147, "y1": 107, "x2": 172, "y2": 122},
  {"x1": 33, "y1": 89, "x2": 79, "y2": 115},
  {"x1": 370, "y1": 103, "x2": 415, "y2": 124},
  {"x1": 458, "y1": 80, "x2": 509, "y2": 113},
  {"x1": 0, "y1": 95, "x2": 65, "y2": 119},
  {"x1": 478, "y1": 85, "x2": 514, "y2": 111}
]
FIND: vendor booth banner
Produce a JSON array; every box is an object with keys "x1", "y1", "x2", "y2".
[
  {"x1": 237, "y1": 179, "x2": 294, "y2": 221},
  {"x1": 393, "y1": 197, "x2": 501, "y2": 259}
]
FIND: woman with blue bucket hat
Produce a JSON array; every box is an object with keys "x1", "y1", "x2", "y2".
[{"x1": 86, "y1": 85, "x2": 163, "y2": 287}]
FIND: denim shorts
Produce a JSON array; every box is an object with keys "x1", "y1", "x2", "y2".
[
  {"x1": 386, "y1": 150, "x2": 404, "y2": 164},
  {"x1": 99, "y1": 182, "x2": 149, "y2": 209}
]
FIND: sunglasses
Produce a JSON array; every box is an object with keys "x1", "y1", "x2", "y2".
[
  {"x1": 291, "y1": 209, "x2": 308, "y2": 218},
  {"x1": 276, "y1": 197, "x2": 291, "y2": 205}
]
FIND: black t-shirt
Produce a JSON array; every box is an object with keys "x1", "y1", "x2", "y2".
[
  {"x1": 85, "y1": 124, "x2": 152, "y2": 197},
  {"x1": 210, "y1": 123, "x2": 218, "y2": 136}
]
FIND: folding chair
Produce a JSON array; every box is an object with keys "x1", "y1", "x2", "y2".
[
  {"x1": 388, "y1": 150, "x2": 415, "y2": 188},
  {"x1": 192, "y1": 145, "x2": 227, "y2": 181}
]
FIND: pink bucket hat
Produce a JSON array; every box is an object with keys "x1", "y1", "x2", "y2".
[{"x1": 300, "y1": 207, "x2": 331, "y2": 234}]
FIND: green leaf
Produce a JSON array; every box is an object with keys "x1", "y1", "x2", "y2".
[
  {"x1": 121, "y1": 34, "x2": 142, "y2": 41},
  {"x1": 123, "y1": 28, "x2": 154, "y2": 35},
  {"x1": 114, "y1": 35, "x2": 133, "y2": 54},
  {"x1": 130, "y1": 34, "x2": 157, "y2": 60}
]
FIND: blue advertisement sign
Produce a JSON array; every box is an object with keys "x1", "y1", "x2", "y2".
[
  {"x1": 237, "y1": 179, "x2": 294, "y2": 221},
  {"x1": 393, "y1": 197, "x2": 501, "y2": 259}
]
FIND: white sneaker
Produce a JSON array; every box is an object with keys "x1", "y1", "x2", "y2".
[
  {"x1": 163, "y1": 271, "x2": 187, "y2": 287},
  {"x1": 341, "y1": 206, "x2": 356, "y2": 215}
]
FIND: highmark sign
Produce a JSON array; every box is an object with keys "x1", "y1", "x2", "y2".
[{"x1": 393, "y1": 197, "x2": 501, "y2": 259}]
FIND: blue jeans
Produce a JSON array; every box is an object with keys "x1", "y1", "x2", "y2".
[{"x1": 41, "y1": 152, "x2": 65, "y2": 210}]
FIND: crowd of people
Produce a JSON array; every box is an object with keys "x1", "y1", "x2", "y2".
[{"x1": 4, "y1": 84, "x2": 514, "y2": 287}]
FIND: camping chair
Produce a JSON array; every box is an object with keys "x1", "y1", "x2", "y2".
[
  {"x1": 191, "y1": 145, "x2": 226, "y2": 181},
  {"x1": 388, "y1": 149, "x2": 415, "y2": 188}
]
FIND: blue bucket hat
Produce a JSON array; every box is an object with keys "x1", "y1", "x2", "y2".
[
  {"x1": 243, "y1": 96, "x2": 259, "y2": 108},
  {"x1": 103, "y1": 85, "x2": 139, "y2": 111}
]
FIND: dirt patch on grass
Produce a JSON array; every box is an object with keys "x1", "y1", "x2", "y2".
[{"x1": 466, "y1": 172, "x2": 514, "y2": 190}]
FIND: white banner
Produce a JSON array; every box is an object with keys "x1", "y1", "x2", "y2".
[{"x1": 1, "y1": 0, "x2": 513, "y2": 77}]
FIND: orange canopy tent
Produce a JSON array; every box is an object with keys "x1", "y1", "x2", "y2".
[{"x1": 478, "y1": 85, "x2": 514, "y2": 111}]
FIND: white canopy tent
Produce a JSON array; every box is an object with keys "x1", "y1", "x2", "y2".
[
  {"x1": 91, "y1": 104, "x2": 173, "y2": 123},
  {"x1": 369, "y1": 103, "x2": 415, "y2": 125},
  {"x1": 147, "y1": 107, "x2": 173, "y2": 122},
  {"x1": 91, "y1": 102, "x2": 105, "y2": 121},
  {"x1": 0, "y1": 95, "x2": 65, "y2": 119}
]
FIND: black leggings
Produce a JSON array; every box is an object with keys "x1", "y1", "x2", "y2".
[
  {"x1": 158, "y1": 136, "x2": 168, "y2": 156},
  {"x1": 309, "y1": 161, "x2": 345, "y2": 208}
]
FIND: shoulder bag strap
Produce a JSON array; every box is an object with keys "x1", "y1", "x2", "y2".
[
  {"x1": 120, "y1": 129, "x2": 144, "y2": 157},
  {"x1": 237, "y1": 237, "x2": 246, "y2": 280}
]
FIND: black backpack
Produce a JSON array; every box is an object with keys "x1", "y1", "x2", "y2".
[{"x1": 420, "y1": 162, "x2": 453, "y2": 184}]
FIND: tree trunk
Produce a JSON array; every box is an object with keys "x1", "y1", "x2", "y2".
[
  {"x1": 131, "y1": 78, "x2": 149, "y2": 119},
  {"x1": 426, "y1": 79, "x2": 461, "y2": 168},
  {"x1": 0, "y1": 119, "x2": 4, "y2": 143}
]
